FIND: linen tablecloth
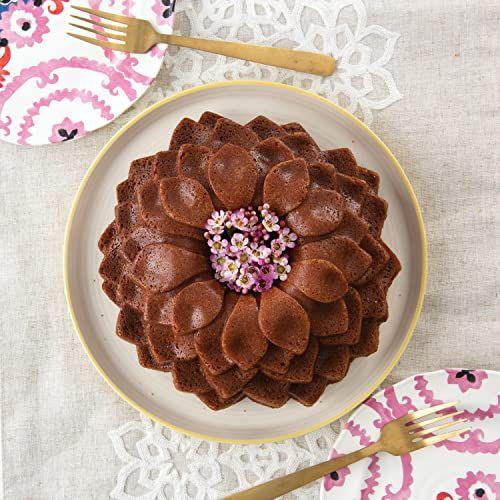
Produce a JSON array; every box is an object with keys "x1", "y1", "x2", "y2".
[{"x1": 1, "y1": 0, "x2": 498, "y2": 498}]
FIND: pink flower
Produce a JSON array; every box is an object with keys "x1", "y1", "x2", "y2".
[
  {"x1": 455, "y1": 470, "x2": 500, "y2": 499},
  {"x1": 446, "y1": 369, "x2": 488, "y2": 393},
  {"x1": 49, "y1": 118, "x2": 85, "y2": 143},
  {"x1": 0, "y1": 1, "x2": 49, "y2": 48},
  {"x1": 323, "y1": 451, "x2": 350, "y2": 491}
]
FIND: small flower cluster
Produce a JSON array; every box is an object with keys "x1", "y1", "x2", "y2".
[{"x1": 204, "y1": 204, "x2": 297, "y2": 294}]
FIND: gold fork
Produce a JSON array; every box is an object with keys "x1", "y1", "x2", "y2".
[
  {"x1": 67, "y1": 6, "x2": 335, "y2": 77},
  {"x1": 224, "y1": 401, "x2": 469, "y2": 499}
]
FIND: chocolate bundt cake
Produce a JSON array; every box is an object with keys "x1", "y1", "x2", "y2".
[{"x1": 98, "y1": 112, "x2": 401, "y2": 410}]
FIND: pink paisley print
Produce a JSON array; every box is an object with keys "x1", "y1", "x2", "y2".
[
  {"x1": 455, "y1": 471, "x2": 500, "y2": 499},
  {"x1": 323, "y1": 450, "x2": 351, "y2": 491},
  {"x1": 0, "y1": 0, "x2": 174, "y2": 145},
  {"x1": 415, "y1": 374, "x2": 500, "y2": 421},
  {"x1": 49, "y1": 117, "x2": 85, "y2": 143},
  {"x1": 0, "y1": 1, "x2": 49, "y2": 48},
  {"x1": 433, "y1": 428, "x2": 500, "y2": 455},
  {"x1": 344, "y1": 422, "x2": 381, "y2": 499},
  {"x1": 383, "y1": 454, "x2": 413, "y2": 500},
  {"x1": 446, "y1": 369, "x2": 488, "y2": 392},
  {"x1": 18, "y1": 88, "x2": 113, "y2": 145},
  {"x1": 323, "y1": 370, "x2": 499, "y2": 499},
  {"x1": 0, "y1": 57, "x2": 135, "y2": 135}
]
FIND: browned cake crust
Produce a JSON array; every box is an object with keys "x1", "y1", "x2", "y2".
[{"x1": 99, "y1": 112, "x2": 401, "y2": 409}]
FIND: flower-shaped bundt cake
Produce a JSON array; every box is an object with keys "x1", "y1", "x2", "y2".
[{"x1": 98, "y1": 112, "x2": 401, "y2": 410}]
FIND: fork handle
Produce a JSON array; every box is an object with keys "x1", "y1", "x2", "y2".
[
  {"x1": 160, "y1": 34, "x2": 335, "y2": 76},
  {"x1": 223, "y1": 441, "x2": 382, "y2": 499}
]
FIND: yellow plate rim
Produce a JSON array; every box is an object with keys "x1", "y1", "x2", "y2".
[{"x1": 64, "y1": 80, "x2": 428, "y2": 444}]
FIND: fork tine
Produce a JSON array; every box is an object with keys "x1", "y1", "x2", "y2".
[
  {"x1": 406, "y1": 410, "x2": 464, "y2": 430},
  {"x1": 417, "y1": 427, "x2": 470, "y2": 447},
  {"x1": 404, "y1": 401, "x2": 458, "y2": 423},
  {"x1": 68, "y1": 23, "x2": 126, "y2": 41},
  {"x1": 72, "y1": 5, "x2": 131, "y2": 24},
  {"x1": 411, "y1": 418, "x2": 467, "y2": 438},
  {"x1": 67, "y1": 32, "x2": 126, "y2": 51},
  {"x1": 70, "y1": 14, "x2": 126, "y2": 33}
]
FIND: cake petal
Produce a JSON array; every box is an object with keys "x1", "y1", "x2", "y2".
[
  {"x1": 121, "y1": 225, "x2": 207, "y2": 264},
  {"x1": 280, "y1": 132, "x2": 320, "y2": 162},
  {"x1": 172, "y1": 333, "x2": 198, "y2": 360},
  {"x1": 138, "y1": 179, "x2": 204, "y2": 240},
  {"x1": 314, "y1": 345, "x2": 351, "y2": 381},
  {"x1": 176, "y1": 144, "x2": 212, "y2": 190},
  {"x1": 169, "y1": 118, "x2": 211, "y2": 150},
  {"x1": 207, "y1": 144, "x2": 258, "y2": 210},
  {"x1": 203, "y1": 365, "x2": 258, "y2": 399},
  {"x1": 99, "y1": 248, "x2": 129, "y2": 284},
  {"x1": 293, "y1": 235, "x2": 372, "y2": 283},
  {"x1": 172, "y1": 279, "x2": 225, "y2": 334},
  {"x1": 309, "y1": 298, "x2": 349, "y2": 337},
  {"x1": 152, "y1": 150, "x2": 177, "y2": 180},
  {"x1": 321, "y1": 148, "x2": 359, "y2": 176},
  {"x1": 289, "y1": 375, "x2": 328, "y2": 406},
  {"x1": 116, "y1": 275, "x2": 148, "y2": 313},
  {"x1": 287, "y1": 259, "x2": 348, "y2": 303},
  {"x1": 318, "y1": 287, "x2": 362, "y2": 345},
  {"x1": 281, "y1": 122, "x2": 307, "y2": 134},
  {"x1": 354, "y1": 234, "x2": 389, "y2": 285},
  {"x1": 195, "y1": 293, "x2": 238, "y2": 375},
  {"x1": 116, "y1": 305, "x2": 144, "y2": 344},
  {"x1": 258, "y1": 343, "x2": 295, "y2": 374},
  {"x1": 210, "y1": 117, "x2": 259, "y2": 150},
  {"x1": 358, "y1": 281, "x2": 388, "y2": 319},
  {"x1": 243, "y1": 373, "x2": 289, "y2": 408},
  {"x1": 259, "y1": 287, "x2": 310, "y2": 354},
  {"x1": 197, "y1": 390, "x2": 244, "y2": 411},
  {"x1": 115, "y1": 201, "x2": 140, "y2": 236},
  {"x1": 251, "y1": 137, "x2": 294, "y2": 205},
  {"x1": 308, "y1": 161, "x2": 338, "y2": 190},
  {"x1": 361, "y1": 193, "x2": 388, "y2": 237},
  {"x1": 357, "y1": 166, "x2": 380, "y2": 194},
  {"x1": 98, "y1": 222, "x2": 120, "y2": 254},
  {"x1": 246, "y1": 115, "x2": 285, "y2": 140},
  {"x1": 222, "y1": 294, "x2": 268, "y2": 370},
  {"x1": 350, "y1": 319, "x2": 381, "y2": 358},
  {"x1": 132, "y1": 243, "x2": 209, "y2": 293},
  {"x1": 145, "y1": 289, "x2": 178, "y2": 325},
  {"x1": 337, "y1": 173, "x2": 367, "y2": 214},
  {"x1": 160, "y1": 176, "x2": 214, "y2": 229},
  {"x1": 172, "y1": 358, "x2": 212, "y2": 394},
  {"x1": 263, "y1": 158, "x2": 310, "y2": 215},
  {"x1": 137, "y1": 343, "x2": 171, "y2": 372},
  {"x1": 286, "y1": 188, "x2": 345, "y2": 237},
  {"x1": 198, "y1": 111, "x2": 224, "y2": 128},
  {"x1": 145, "y1": 323, "x2": 176, "y2": 364},
  {"x1": 333, "y1": 209, "x2": 369, "y2": 243},
  {"x1": 263, "y1": 337, "x2": 318, "y2": 384}
]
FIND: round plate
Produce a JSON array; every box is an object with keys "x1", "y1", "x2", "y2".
[
  {"x1": 0, "y1": 0, "x2": 174, "y2": 145},
  {"x1": 64, "y1": 81, "x2": 427, "y2": 443},
  {"x1": 321, "y1": 369, "x2": 500, "y2": 499}
]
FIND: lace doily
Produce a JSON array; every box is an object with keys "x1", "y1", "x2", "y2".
[{"x1": 109, "y1": 1, "x2": 401, "y2": 498}]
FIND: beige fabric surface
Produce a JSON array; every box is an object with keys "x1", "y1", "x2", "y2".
[{"x1": 0, "y1": 0, "x2": 498, "y2": 498}]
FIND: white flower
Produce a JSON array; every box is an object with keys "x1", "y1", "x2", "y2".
[
  {"x1": 262, "y1": 213, "x2": 280, "y2": 232},
  {"x1": 280, "y1": 227, "x2": 298, "y2": 248},
  {"x1": 230, "y1": 233, "x2": 249, "y2": 253},
  {"x1": 207, "y1": 234, "x2": 228, "y2": 254}
]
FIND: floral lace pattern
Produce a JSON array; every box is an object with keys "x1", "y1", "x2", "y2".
[
  {"x1": 131, "y1": 0, "x2": 401, "y2": 126},
  {"x1": 109, "y1": 413, "x2": 340, "y2": 499},
  {"x1": 109, "y1": 1, "x2": 402, "y2": 497}
]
